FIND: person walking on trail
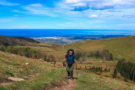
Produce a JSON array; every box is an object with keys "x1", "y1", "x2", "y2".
[{"x1": 64, "y1": 49, "x2": 77, "y2": 80}]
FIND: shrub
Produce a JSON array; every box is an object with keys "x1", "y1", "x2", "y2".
[
  {"x1": 90, "y1": 52, "x2": 94, "y2": 57},
  {"x1": 75, "y1": 50, "x2": 83, "y2": 60},
  {"x1": 43, "y1": 54, "x2": 47, "y2": 61},
  {"x1": 0, "y1": 86, "x2": 7, "y2": 90},
  {"x1": 25, "y1": 51, "x2": 33, "y2": 58},
  {"x1": 109, "y1": 53, "x2": 113, "y2": 60},
  {"x1": 54, "y1": 61, "x2": 56, "y2": 66},
  {"x1": 10, "y1": 47, "x2": 19, "y2": 54},
  {"x1": 48, "y1": 54, "x2": 56, "y2": 62},
  {"x1": 101, "y1": 49, "x2": 110, "y2": 61},
  {"x1": 4, "y1": 42, "x2": 9, "y2": 47},
  {"x1": 113, "y1": 68, "x2": 117, "y2": 78},
  {"x1": 0, "y1": 46, "x2": 6, "y2": 52},
  {"x1": 104, "y1": 67, "x2": 108, "y2": 72},
  {"x1": 95, "y1": 50, "x2": 101, "y2": 58},
  {"x1": 85, "y1": 66, "x2": 87, "y2": 70},
  {"x1": 36, "y1": 50, "x2": 43, "y2": 59},
  {"x1": 19, "y1": 50, "x2": 24, "y2": 56}
]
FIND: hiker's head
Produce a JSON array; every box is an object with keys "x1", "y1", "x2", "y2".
[
  {"x1": 69, "y1": 50, "x2": 73, "y2": 55},
  {"x1": 67, "y1": 49, "x2": 74, "y2": 55}
]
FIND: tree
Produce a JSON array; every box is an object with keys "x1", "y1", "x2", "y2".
[
  {"x1": 95, "y1": 50, "x2": 100, "y2": 58},
  {"x1": 113, "y1": 68, "x2": 117, "y2": 78},
  {"x1": 101, "y1": 49, "x2": 110, "y2": 61},
  {"x1": 85, "y1": 66, "x2": 87, "y2": 70},
  {"x1": 90, "y1": 52, "x2": 94, "y2": 57},
  {"x1": 36, "y1": 50, "x2": 43, "y2": 59},
  {"x1": 109, "y1": 53, "x2": 113, "y2": 60},
  {"x1": 4, "y1": 42, "x2": 9, "y2": 48}
]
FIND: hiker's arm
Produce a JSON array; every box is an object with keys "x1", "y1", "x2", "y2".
[
  {"x1": 64, "y1": 54, "x2": 67, "y2": 62},
  {"x1": 63, "y1": 58, "x2": 67, "y2": 62}
]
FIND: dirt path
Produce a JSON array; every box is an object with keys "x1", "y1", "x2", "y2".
[
  {"x1": 44, "y1": 79, "x2": 78, "y2": 90},
  {"x1": 55, "y1": 79, "x2": 77, "y2": 90}
]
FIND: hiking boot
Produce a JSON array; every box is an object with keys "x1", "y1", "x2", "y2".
[
  {"x1": 70, "y1": 78, "x2": 74, "y2": 80},
  {"x1": 67, "y1": 76, "x2": 70, "y2": 79}
]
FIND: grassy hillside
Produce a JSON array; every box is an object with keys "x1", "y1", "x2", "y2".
[
  {"x1": 0, "y1": 51, "x2": 135, "y2": 90},
  {"x1": 0, "y1": 51, "x2": 65, "y2": 90},
  {"x1": 75, "y1": 71, "x2": 135, "y2": 90},
  {"x1": 48, "y1": 36, "x2": 135, "y2": 61}
]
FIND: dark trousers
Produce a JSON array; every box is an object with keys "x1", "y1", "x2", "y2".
[{"x1": 67, "y1": 71, "x2": 73, "y2": 78}]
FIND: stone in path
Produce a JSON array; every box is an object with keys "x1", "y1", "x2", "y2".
[{"x1": 8, "y1": 77, "x2": 25, "y2": 82}]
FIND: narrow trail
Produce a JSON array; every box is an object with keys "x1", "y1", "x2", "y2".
[
  {"x1": 54, "y1": 79, "x2": 77, "y2": 90},
  {"x1": 44, "y1": 79, "x2": 78, "y2": 90}
]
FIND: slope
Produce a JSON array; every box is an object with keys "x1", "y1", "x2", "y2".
[{"x1": 51, "y1": 36, "x2": 135, "y2": 61}]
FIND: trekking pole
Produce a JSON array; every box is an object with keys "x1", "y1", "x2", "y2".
[
  {"x1": 61, "y1": 61, "x2": 64, "y2": 77},
  {"x1": 76, "y1": 62, "x2": 78, "y2": 79}
]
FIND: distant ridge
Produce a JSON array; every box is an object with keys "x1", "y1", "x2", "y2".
[
  {"x1": 0, "y1": 35, "x2": 40, "y2": 46},
  {"x1": 13, "y1": 37, "x2": 40, "y2": 44}
]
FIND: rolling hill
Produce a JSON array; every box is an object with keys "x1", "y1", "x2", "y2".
[
  {"x1": 0, "y1": 35, "x2": 40, "y2": 46},
  {"x1": 46, "y1": 36, "x2": 135, "y2": 61}
]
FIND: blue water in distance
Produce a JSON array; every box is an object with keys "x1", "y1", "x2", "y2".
[{"x1": 0, "y1": 29, "x2": 135, "y2": 37}]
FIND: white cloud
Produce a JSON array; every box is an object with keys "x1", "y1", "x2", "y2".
[
  {"x1": 20, "y1": 0, "x2": 135, "y2": 21},
  {"x1": 22, "y1": 3, "x2": 58, "y2": 17},
  {"x1": 122, "y1": 15, "x2": 135, "y2": 18},
  {"x1": 66, "y1": 0, "x2": 80, "y2": 3},
  {"x1": 0, "y1": 0, "x2": 19, "y2": 6},
  {"x1": 65, "y1": 0, "x2": 135, "y2": 10},
  {"x1": 89, "y1": 14, "x2": 98, "y2": 18},
  {"x1": 71, "y1": 3, "x2": 86, "y2": 6}
]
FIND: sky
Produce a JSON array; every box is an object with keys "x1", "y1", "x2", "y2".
[{"x1": 0, "y1": 0, "x2": 135, "y2": 30}]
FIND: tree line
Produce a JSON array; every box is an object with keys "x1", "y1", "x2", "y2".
[
  {"x1": 77, "y1": 66, "x2": 110, "y2": 74},
  {"x1": 75, "y1": 49, "x2": 114, "y2": 62},
  {"x1": 0, "y1": 46, "x2": 56, "y2": 62}
]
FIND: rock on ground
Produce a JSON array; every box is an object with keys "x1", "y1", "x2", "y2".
[{"x1": 8, "y1": 77, "x2": 25, "y2": 82}]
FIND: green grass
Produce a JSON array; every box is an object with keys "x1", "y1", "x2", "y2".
[
  {"x1": 0, "y1": 51, "x2": 135, "y2": 90},
  {"x1": 75, "y1": 71, "x2": 135, "y2": 90},
  {"x1": 2, "y1": 69, "x2": 65, "y2": 90},
  {"x1": 0, "y1": 51, "x2": 66, "y2": 90}
]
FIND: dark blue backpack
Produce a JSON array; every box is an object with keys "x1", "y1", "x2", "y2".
[{"x1": 67, "y1": 54, "x2": 75, "y2": 63}]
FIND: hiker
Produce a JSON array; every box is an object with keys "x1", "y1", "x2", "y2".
[{"x1": 64, "y1": 49, "x2": 77, "y2": 79}]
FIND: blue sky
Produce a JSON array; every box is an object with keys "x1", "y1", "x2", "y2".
[{"x1": 0, "y1": 0, "x2": 135, "y2": 30}]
